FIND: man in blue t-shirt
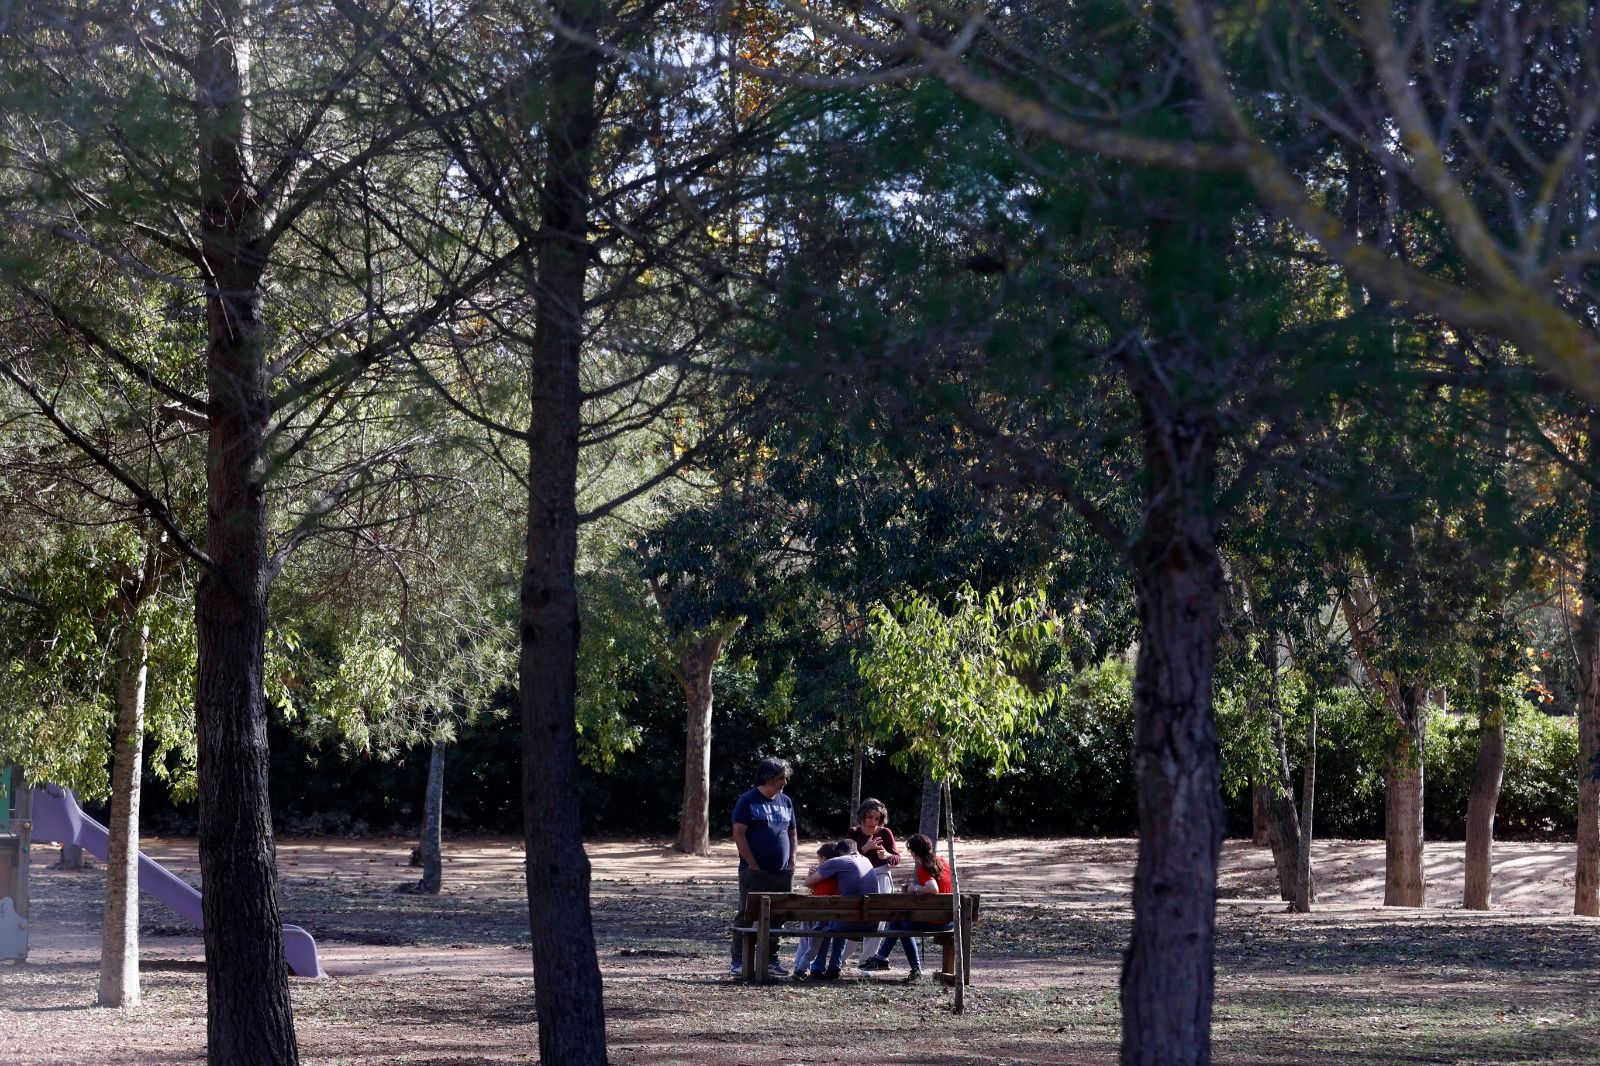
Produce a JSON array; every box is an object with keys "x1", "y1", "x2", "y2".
[{"x1": 729, "y1": 756, "x2": 797, "y2": 978}]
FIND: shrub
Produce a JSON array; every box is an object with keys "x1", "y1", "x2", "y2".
[{"x1": 1425, "y1": 705, "x2": 1577, "y2": 839}]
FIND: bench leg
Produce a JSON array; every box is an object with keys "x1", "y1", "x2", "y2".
[
  {"x1": 741, "y1": 933, "x2": 755, "y2": 980},
  {"x1": 961, "y1": 915, "x2": 972, "y2": 985},
  {"x1": 755, "y1": 897, "x2": 771, "y2": 985},
  {"x1": 940, "y1": 936, "x2": 956, "y2": 979}
]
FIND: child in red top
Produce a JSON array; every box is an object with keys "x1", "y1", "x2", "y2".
[
  {"x1": 859, "y1": 833, "x2": 950, "y2": 980},
  {"x1": 913, "y1": 839, "x2": 953, "y2": 893},
  {"x1": 791, "y1": 843, "x2": 839, "y2": 975}
]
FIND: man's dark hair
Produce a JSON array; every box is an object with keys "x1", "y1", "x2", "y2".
[
  {"x1": 833, "y1": 838, "x2": 858, "y2": 855},
  {"x1": 755, "y1": 757, "x2": 792, "y2": 786}
]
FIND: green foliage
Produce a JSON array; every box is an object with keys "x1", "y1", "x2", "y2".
[
  {"x1": 1426, "y1": 704, "x2": 1578, "y2": 839},
  {"x1": 856, "y1": 583, "x2": 1062, "y2": 785},
  {"x1": 574, "y1": 562, "x2": 652, "y2": 771},
  {"x1": 0, "y1": 526, "x2": 195, "y2": 799},
  {"x1": 955, "y1": 657, "x2": 1138, "y2": 834}
]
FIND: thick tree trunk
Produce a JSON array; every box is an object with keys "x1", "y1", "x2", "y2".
[
  {"x1": 1576, "y1": 416, "x2": 1600, "y2": 917},
  {"x1": 1250, "y1": 783, "x2": 1270, "y2": 846},
  {"x1": 518, "y1": 4, "x2": 607, "y2": 1059},
  {"x1": 1119, "y1": 404, "x2": 1224, "y2": 1066},
  {"x1": 1579, "y1": 666, "x2": 1600, "y2": 916},
  {"x1": 192, "y1": 4, "x2": 299, "y2": 1063},
  {"x1": 1292, "y1": 698, "x2": 1316, "y2": 913},
  {"x1": 412, "y1": 742, "x2": 445, "y2": 893},
  {"x1": 99, "y1": 609, "x2": 149, "y2": 1008},
  {"x1": 918, "y1": 768, "x2": 941, "y2": 840},
  {"x1": 1383, "y1": 684, "x2": 1426, "y2": 907},
  {"x1": 673, "y1": 633, "x2": 729, "y2": 856},
  {"x1": 1462, "y1": 697, "x2": 1505, "y2": 910},
  {"x1": 56, "y1": 844, "x2": 84, "y2": 870}
]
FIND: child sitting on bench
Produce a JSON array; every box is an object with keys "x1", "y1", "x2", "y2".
[
  {"x1": 791, "y1": 842, "x2": 840, "y2": 976},
  {"x1": 800, "y1": 838, "x2": 873, "y2": 980}
]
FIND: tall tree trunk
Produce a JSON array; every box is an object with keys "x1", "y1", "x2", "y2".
[
  {"x1": 942, "y1": 780, "x2": 964, "y2": 1014},
  {"x1": 1462, "y1": 690, "x2": 1505, "y2": 910},
  {"x1": 849, "y1": 743, "x2": 863, "y2": 826},
  {"x1": 193, "y1": 3, "x2": 299, "y2": 1061},
  {"x1": 673, "y1": 630, "x2": 731, "y2": 856},
  {"x1": 1576, "y1": 413, "x2": 1600, "y2": 917},
  {"x1": 918, "y1": 768, "x2": 941, "y2": 840},
  {"x1": 411, "y1": 741, "x2": 446, "y2": 894},
  {"x1": 1383, "y1": 683, "x2": 1426, "y2": 907},
  {"x1": 1261, "y1": 640, "x2": 1301, "y2": 901},
  {"x1": 57, "y1": 844, "x2": 84, "y2": 870},
  {"x1": 1250, "y1": 783, "x2": 1270, "y2": 846},
  {"x1": 1579, "y1": 649, "x2": 1600, "y2": 916},
  {"x1": 1120, "y1": 401, "x2": 1224, "y2": 1066},
  {"x1": 99, "y1": 607, "x2": 149, "y2": 1008},
  {"x1": 519, "y1": 3, "x2": 607, "y2": 1059},
  {"x1": 1292, "y1": 697, "x2": 1316, "y2": 913}
]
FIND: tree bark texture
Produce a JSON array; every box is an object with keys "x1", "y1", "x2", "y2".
[
  {"x1": 1462, "y1": 698, "x2": 1505, "y2": 910},
  {"x1": 99, "y1": 608, "x2": 149, "y2": 1008},
  {"x1": 918, "y1": 769, "x2": 941, "y2": 841},
  {"x1": 56, "y1": 843, "x2": 84, "y2": 870},
  {"x1": 673, "y1": 631, "x2": 730, "y2": 856},
  {"x1": 518, "y1": 4, "x2": 608, "y2": 1059},
  {"x1": 193, "y1": 4, "x2": 299, "y2": 1060},
  {"x1": 1576, "y1": 414, "x2": 1600, "y2": 917},
  {"x1": 1339, "y1": 581, "x2": 1428, "y2": 909},
  {"x1": 1292, "y1": 698, "x2": 1316, "y2": 913},
  {"x1": 1261, "y1": 641, "x2": 1301, "y2": 902},
  {"x1": 1250, "y1": 783, "x2": 1270, "y2": 846},
  {"x1": 1119, "y1": 401, "x2": 1224, "y2": 1066},
  {"x1": 414, "y1": 742, "x2": 446, "y2": 893},
  {"x1": 1383, "y1": 683, "x2": 1426, "y2": 907}
]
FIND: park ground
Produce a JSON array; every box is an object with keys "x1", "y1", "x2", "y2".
[{"x1": 2, "y1": 835, "x2": 1598, "y2": 1065}]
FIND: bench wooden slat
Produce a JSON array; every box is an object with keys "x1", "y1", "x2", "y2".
[{"x1": 735, "y1": 892, "x2": 980, "y2": 985}]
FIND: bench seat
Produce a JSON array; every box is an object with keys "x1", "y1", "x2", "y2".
[{"x1": 734, "y1": 892, "x2": 979, "y2": 985}]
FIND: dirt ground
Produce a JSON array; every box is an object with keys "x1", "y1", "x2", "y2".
[{"x1": 3, "y1": 835, "x2": 1598, "y2": 1064}]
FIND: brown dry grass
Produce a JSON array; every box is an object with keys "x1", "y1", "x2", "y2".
[{"x1": 3, "y1": 836, "x2": 1598, "y2": 1064}]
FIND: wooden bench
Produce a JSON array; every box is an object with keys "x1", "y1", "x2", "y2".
[{"x1": 734, "y1": 892, "x2": 980, "y2": 986}]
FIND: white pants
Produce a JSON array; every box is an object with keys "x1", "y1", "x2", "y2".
[{"x1": 859, "y1": 865, "x2": 895, "y2": 961}]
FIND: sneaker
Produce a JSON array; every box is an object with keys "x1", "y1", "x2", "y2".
[
  {"x1": 729, "y1": 962, "x2": 743, "y2": 977},
  {"x1": 858, "y1": 956, "x2": 890, "y2": 971},
  {"x1": 820, "y1": 967, "x2": 842, "y2": 980},
  {"x1": 903, "y1": 968, "x2": 923, "y2": 983},
  {"x1": 791, "y1": 971, "x2": 810, "y2": 983},
  {"x1": 767, "y1": 960, "x2": 790, "y2": 977}
]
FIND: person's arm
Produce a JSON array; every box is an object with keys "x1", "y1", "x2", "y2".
[
  {"x1": 732, "y1": 823, "x2": 759, "y2": 868},
  {"x1": 786, "y1": 821, "x2": 798, "y2": 870},
  {"x1": 806, "y1": 857, "x2": 840, "y2": 888},
  {"x1": 880, "y1": 828, "x2": 901, "y2": 866}
]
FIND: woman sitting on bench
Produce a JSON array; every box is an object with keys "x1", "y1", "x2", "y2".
[{"x1": 857, "y1": 833, "x2": 951, "y2": 981}]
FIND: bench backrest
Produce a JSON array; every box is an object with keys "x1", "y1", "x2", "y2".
[{"x1": 742, "y1": 892, "x2": 979, "y2": 925}]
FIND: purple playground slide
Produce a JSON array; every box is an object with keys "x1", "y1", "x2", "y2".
[{"x1": 29, "y1": 784, "x2": 323, "y2": 977}]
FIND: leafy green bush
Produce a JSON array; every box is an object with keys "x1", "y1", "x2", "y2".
[
  {"x1": 957, "y1": 657, "x2": 1138, "y2": 835},
  {"x1": 1302, "y1": 686, "x2": 1389, "y2": 839},
  {"x1": 1425, "y1": 705, "x2": 1577, "y2": 839}
]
